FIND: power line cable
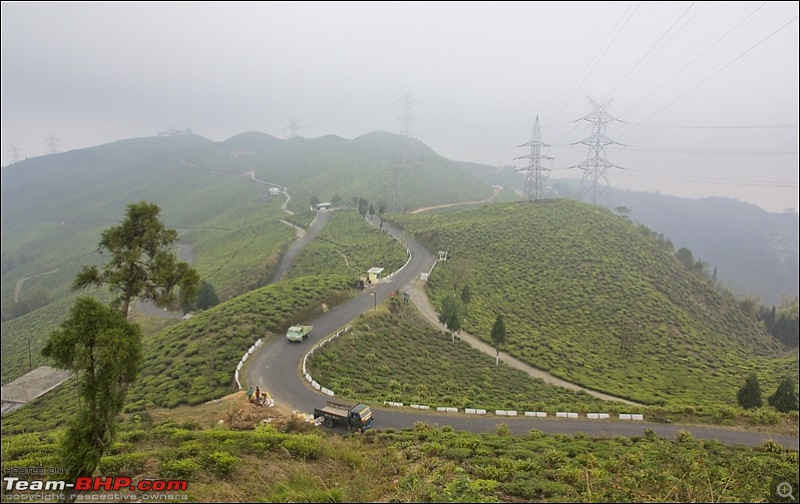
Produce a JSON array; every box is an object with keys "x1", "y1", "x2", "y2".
[
  {"x1": 632, "y1": 123, "x2": 797, "y2": 129},
  {"x1": 618, "y1": 2, "x2": 768, "y2": 124},
  {"x1": 617, "y1": 168, "x2": 798, "y2": 187},
  {"x1": 616, "y1": 145, "x2": 798, "y2": 156},
  {"x1": 601, "y1": 2, "x2": 701, "y2": 103},
  {"x1": 619, "y1": 12, "x2": 797, "y2": 136},
  {"x1": 545, "y1": 1, "x2": 640, "y2": 132}
]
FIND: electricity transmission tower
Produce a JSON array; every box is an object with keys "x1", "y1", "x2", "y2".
[
  {"x1": 570, "y1": 97, "x2": 623, "y2": 207},
  {"x1": 396, "y1": 91, "x2": 418, "y2": 164},
  {"x1": 515, "y1": 116, "x2": 552, "y2": 201},
  {"x1": 8, "y1": 145, "x2": 21, "y2": 164},
  {"x1": 391, "y1": 91, "x2": 418, "y2": 211},
  {"x1": 284, "y1": 119, "x2": 302, "y2": 139},
  {"x1": 45, "y1": 134, "x2": 60, "y2": 155}
]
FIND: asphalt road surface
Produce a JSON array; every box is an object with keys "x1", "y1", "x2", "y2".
[{"x1": 247, "y1": 218, "x2": 799, "y2": 450}]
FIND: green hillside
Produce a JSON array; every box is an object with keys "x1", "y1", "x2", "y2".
[
  {"x1": 1, "y1": 294, "x2": 87, "y2": 383},
  {"x1": 391, "y1": 200, "x2": 797, "y2": 407},
  {"x1": 288, "y1": 209, "x2": 408, "y2": 280},
  {"x1": 184, "y1": 198, "x2": 295, "y2": 300},
  {"x1": 309, "y1": 306, "x2": 615, "y2": 413},
  {"x1": 2, "y1": 132, "x2": 796, "y2": 504},
  {"x1": 1, "y1": 137, "x2": 297, "y2": 382},
  {"x1": 0, "y1": 133, "x2": 212, "y2": 224},
  {"x1": 234, "y1": 131, "x2": 494, "y2": 214},
  {"x1": 125, "y1": 274, "x2": 355, "y2": 411},
  {"x1": 2, "y1": 129, "x2": 494, "y2": 310},
  {"x1": 0, "y1": 273, "x2": 356, "y2": 431},
  {"x1": 216, "y1": 131, "x2": 283, "y2": 152}
]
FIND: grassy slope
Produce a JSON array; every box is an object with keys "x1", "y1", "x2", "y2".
[
  {"x1": 288, "y1": 209, "x2": 408, "y2": 280},
  {"x1": 126, "y1": 274, "x2": 355, "y2": 411},
  {"x1": 1, "y1": 405, "x2": 796, "y2": 503},
  {"x1": 185, "y1": 198, "x2": 295, "y2": 300},
  {"x1": 1, "y1": 148, "x2": 292, "y2": 383},
  {"x1": 391, "y1": 200, "x2": 797, "y2": 407},
  {"x1": 0, "y1": 273, "x2": 356, "y2": 433},
  {"x1": 309, "y1": 305, "x2": 614, "y2": 412},
  {"x1": 1, "y1": 295, "x2": 80, "y2": 383}
]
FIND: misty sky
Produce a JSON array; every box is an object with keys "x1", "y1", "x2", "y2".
[{"x1": 2, "y1": 1, "x2": 798, "y2": 212}]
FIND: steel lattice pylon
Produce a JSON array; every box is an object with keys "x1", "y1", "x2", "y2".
[
  {"x1": 515, "y1": 116, "x2": 552, "y2": 201},
  {"x1": 570, "y1": 97, "x2": 623, "y2": 207},
  {"x1": 392, "y1": 91, "x2": 418, "y2": 211}
]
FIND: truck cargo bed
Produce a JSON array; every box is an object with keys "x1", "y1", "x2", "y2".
[{"x1": 316, "y1": 405, "x2": 349, "y2": 417}]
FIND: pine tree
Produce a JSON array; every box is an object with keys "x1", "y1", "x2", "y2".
[
  {"x1": 736, "y1": 372, "x2": 762, "y2": 409},
  {"x1": 438, "y1": 296, "x2": 465, "y2": 344},
  {"x1": 491, "y1": 314, "x2": 507, "y2": 366},
  {"x1": 768, "y1": 376, "x2": 799, "y2": 413}
]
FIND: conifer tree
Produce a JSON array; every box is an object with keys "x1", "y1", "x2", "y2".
[
  {"x1": 736, "y1": 372, "x2": 762, "y2": 409},
  {"x1": 768, "y1": 376, "x2": 799, "y2": 413}
]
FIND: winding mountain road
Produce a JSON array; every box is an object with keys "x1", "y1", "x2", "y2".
[
  {"x1": 137, "y1": 161, "x2": 798, "y2": 448},
  {"x1": 129, "y1": 160, "x2": 798, "y2": 448},
  {"x1": 245, "y1": 218, "x2": 800, "y2": 449}
]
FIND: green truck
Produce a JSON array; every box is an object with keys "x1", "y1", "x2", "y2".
[
  {"x1": 313, "y1": 400, "x2": 374, "y2": 433},
  {"x1": 286, "y1": 323, "x2": 312, "y2": 342}
]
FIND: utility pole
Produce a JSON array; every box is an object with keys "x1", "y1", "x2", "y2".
[
  {"x1": 569, "y1": 97, "x2": 623, "y2": 207},
  {"x1": 515, "y1": 116, "x2": 552, "y2": 201}
]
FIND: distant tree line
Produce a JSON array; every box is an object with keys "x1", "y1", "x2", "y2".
[{"x1": 758, "y1": 302, "x2": 799, "y2": 348}]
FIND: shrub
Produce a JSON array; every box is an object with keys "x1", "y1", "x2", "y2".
[
  {"x1": 761, "y1": 439, "x2": 783, "y2": 454},
  {"x1": 158, "y1": 459, "x2": 200, "y2": 480},
  {"x1": 281, "y1": 416, "x2": 315, "y2": 434},
  {"x1": 180, "y1": 421, "x2": 202, "y2": 431},
  {"x1": 496, "y1": 423, "x2": 511, "y2": 437},
  {"x1": 528, "y1": 429, "x2": 546, "y2": 440},
  {"x1": 281, "y1": 436, "x2": 323, "y2": 460},
  {"x1": 98, "y1": 453, "x2": 148, "y2": 478},
  {"x1": 202, "y1": 451, "x2": 237, "y2": 478},
  {"x1": 339, "y1": 448, "x2": 365, "y2": 468}
]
